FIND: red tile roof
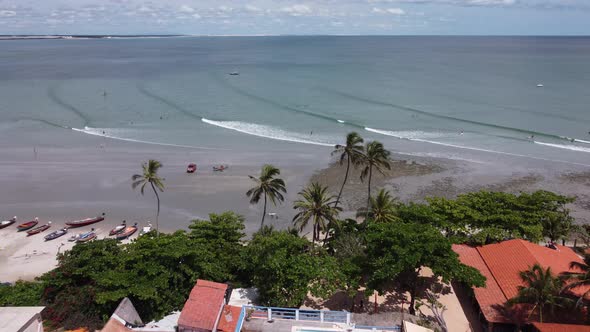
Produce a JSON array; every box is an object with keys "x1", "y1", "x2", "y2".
[
  {"x1": 216, "y1": 305, "x2": 242, "y2": 332},
  {"x1": 453, "y1": 239, "x2": 587, "y2": 324},
  {"x1": 178, "y1": 280, "x2": 228, "y2": 331},
  {"x1": 532, "y1": 322, "x2": 590, "y2": 332}
]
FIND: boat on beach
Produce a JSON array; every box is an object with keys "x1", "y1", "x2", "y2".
[
  {"x1": 109, "y1": 221, "x2": 127, "y2": 236},
  {"x1": 139, "y1": 223, "x2": 152, "y2": 236},
  {"x1": 76, "y1": 231, "x2": 97, "y2": 243},
  {"x1": 187, "y1": 163, "x2": 197, "y2": 173},
  {"x1": 27, "y1": 222, "x2": 52, "y2": 236},
  {"x1": 45, "y1": 228, "x2": 68, "y2": 241},
  {"x1": 116, "y1": 223, "x2": 138, "y2": 240},
  {"x1": 17, "y1": 218, "x2": 39, "y2": 232},
  {"x1": 0, "y1": 217, "x2": 17, "y2": 229},
  {"x1": 66, "y1": 213, "x2": 105, "y2": 228}
]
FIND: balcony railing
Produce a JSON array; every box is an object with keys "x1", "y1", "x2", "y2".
[{"x1": 234, "y1": 305, "x2": 401, "y2": 332}]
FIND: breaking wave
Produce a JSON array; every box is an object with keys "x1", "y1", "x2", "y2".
[
  {"x1": 534, "y1": 141, "x2": 590, "y2": 154},
  {"x1": 71, "y1": 126, "x2": 221, "y2": 150},
  {"x1": 364, "y1": 127, "x2": 590, "y2": 167},
  {"x1": 202, "y1": 118, "x2": 335, "y2": 147}
]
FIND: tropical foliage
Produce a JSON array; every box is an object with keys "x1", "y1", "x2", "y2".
[
  {"x1": 244, "y1": 228, "x2": 344, "y2": 307},
  {"x1": 356, "y1": 188, "x2": 398, "y2": 223},
  {"x1": 364, "y1": 221, "x2": 485, "y2": 315},
  {"x1": 561, "y1": 254, "x2": 590, "y2": 307},
  {"x1": 420, "y1": 190, "x2": 574, "y2": 245},
  {"x1": 132, "y1": 159, "x2": 165, "y2": 234},
  {"x1": 332, "y1": 132, "x2": 364, "y2": 208},
  {"x1": 293, "y1": 182, "x2": 341, "y2": 245},
  {"x1": 246, "y1": 164, "x2": 287, "y2": 230},
  {"x1": 359, "y1": 140, "x2": 391, "y2": 214},
  {"x1": 507, "y1": 264, "x2": 573, "y2": 323}
]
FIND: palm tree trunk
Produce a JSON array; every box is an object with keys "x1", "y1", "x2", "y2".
[
  {"x1": 539, "y1": 305, "x2": 543, "y2": 323},
  {"x1": 150, "y1": 181, "x2": 160, "y2": 236},
  {"x1": 260, "y1": 193, "x2": 267, "y2": 231},
  {"x1": 335, "y1": 156, "x2": 350, "y2": 209},
  {"x1": 366, "y1": 165, "x2": 373, "y2": 216}
]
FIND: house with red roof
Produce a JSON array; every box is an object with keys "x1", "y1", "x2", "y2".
[
  {"x1": 452, "y1": 239, "x2": 589, "y2": 331},
  {"x1": 178, "y1": 280, "x2": 232, "y2": 332}
]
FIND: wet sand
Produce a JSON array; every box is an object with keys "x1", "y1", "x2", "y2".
[{"x1": 1, "y1": 122, "x2": 589, "y2": 283}]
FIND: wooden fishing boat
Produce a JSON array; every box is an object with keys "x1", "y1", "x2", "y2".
[
  {"x1": 45, "y1": 228, "x2": 68, "y2": 241},
  {"x1": 109, "y1": 221, "x2": 127, "y2": 236},
  {"x1": 17, "y1": 219, "x2": 39, "y2": 232},
  {"x1": 0, "y1": 217, "x2": 17, "y2": 229},
  {"x1": 116, "y1": 224, "x2": 138, "y2": 240},
  {"x1": 76, "y1": 231, "x2": 96, "y2": 243},
  {"x1": 66, "y1": 213, "x2": 105, "y2": 228},
  {"x1": 27, "y1": 222, "x2": 51, "y2": 236}
]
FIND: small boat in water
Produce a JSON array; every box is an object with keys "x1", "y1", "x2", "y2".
[
  {"x1": 66, "y1": 213, "x2": 105, "y2": 228},
  {"x1": 76, "y1": 230, "x2": 97, "y2": 243},
  {"x1": 17, "y1": 218, "x2": 39, "y2": 232},
  {"x1": 0, "y1": 217, "x2": 17, "y2": 229},
  {"x1": 109, "y1": 221, "x2": 127, "y2": 236},
  {"x1": 45, "y1": 228, "x2": 68, "y2": 241},
  {"x1": 537, "y1": 83, "x2": 544, "y2": 87},
  {"x1": 116, "y1": 223, "x2": 138, "y2": 240},
  {"x1": 27, "y1": 222, "x2": 51, "y2": 236},
  {"x1": 228, "y1": 72, "x2": 239, "y2": 76}
]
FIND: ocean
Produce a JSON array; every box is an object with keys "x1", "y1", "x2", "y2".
[{"x1": 1, "y1": 36, "x2": 590, "y2": 167}]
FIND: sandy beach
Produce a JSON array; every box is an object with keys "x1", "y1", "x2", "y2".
[{"x1": 1, "y1": 119, "x2": 589, "y2": 284}]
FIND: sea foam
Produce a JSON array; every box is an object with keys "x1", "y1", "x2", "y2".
[{"x1": 202, "y1": 118, "x2": 335, "y2": 147}]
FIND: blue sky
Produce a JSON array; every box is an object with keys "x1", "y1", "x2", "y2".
[{"x1": 0, "y1": 0, "x2": 588, "y2": 35}]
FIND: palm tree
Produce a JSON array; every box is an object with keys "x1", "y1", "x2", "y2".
[
  {"x1": 132, "y1": 160, "x2": 165, "y2": 235},
  {"x1": 507, "y1": 264, "x2": 572, "y2": 323},
  {"x1": 356, "y1": 189, "x2": 398, "y2": 223},
  {"x1": 247, "y1": 164, "x2": 286, "y2": 230},
  {"x1": 293, "y1": 183, "x2": 341, "y2": 245},
  {"x1": 331, "y1": 132, "x2": 364, "y2": 209},
  {"x1": 561, "y1": 254, "x2": 590, "y2": 308},
  {"x1": 359, "y1": 141, "x2": 391, "y2": 214}
]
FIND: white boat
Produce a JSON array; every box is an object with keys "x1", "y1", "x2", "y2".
[
  {"x1": 536, "y1": 83, "x2": 544, "y2": 87},
  {"x1": 140, "y1": 222, "x2": 152, "y2": 236}
]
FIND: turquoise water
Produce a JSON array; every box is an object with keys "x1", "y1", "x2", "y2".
[{"x1": 1, "y1": 36, "x2": 589, "y2": 167}]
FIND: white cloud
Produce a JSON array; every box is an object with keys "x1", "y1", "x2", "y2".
[
  {"x1": 192, "y1": 13, "x2": 201, "y2": 19},
  {"x1": 0, "y1": 10, "x2": 16, "y2": 17},
  {"x1": 179, "y1": 5, "x2": 195, "y2": 13},
  {"x1": 280, "y1": 4, "x2": 313, "y2": 16},
  {"x1": 244, "y1": 5, "x2": 262, "y2": 13},
  {"x1": 137, "y1": 5, "x2": 153, "y2": 13},
  {"x1": 372, "y1": 7, "x2": 406, "y2": 14}
]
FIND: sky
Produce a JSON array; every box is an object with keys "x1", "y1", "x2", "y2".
[{"x1": 0, "y1": 0, "x2": 588, "y2": 35}]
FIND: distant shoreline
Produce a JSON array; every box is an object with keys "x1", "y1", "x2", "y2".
[{"x1": 0, "y1": 35, "x2": 184, "y2": 41}]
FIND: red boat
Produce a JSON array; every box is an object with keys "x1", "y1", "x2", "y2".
[
  {"x1": 109, "y1": 221, "x2": 127, "y2": 236},
  {"x1": 17, "y1": 218, "x2": 39, "y2": 232},
  {"x1": 187, "y1": 163, "x2": 197, "y2": 173},
  {"x1": 27, "y1": 222, "x2": 51, "y2": 236},
  {"x1": 116, "y1": 224, "x2": 138, "y2": 240},
  {"x1": 66, "y1": 213, "x2": 105, "y2": 228}
]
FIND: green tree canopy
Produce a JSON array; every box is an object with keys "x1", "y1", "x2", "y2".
[
  {"x1": 425, "y1": 190, "x2": 574, "y2": 245},
  {"x1": 244, "y1": 229, "x2": 344, "y2": 307},
  {"x1": 364, "y1": 221, "x2": 485, "y2": 315}
]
